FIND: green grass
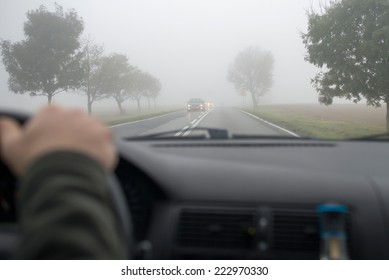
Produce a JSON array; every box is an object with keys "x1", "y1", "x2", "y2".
[
  {"x1": 244, "y1": 107, "x2": 385, "y2": 140},
  {"x1": 101, "y1": 109, "x2": 181, "y2": 126}
]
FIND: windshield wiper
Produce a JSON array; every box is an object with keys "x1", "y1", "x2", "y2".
[
  {"x1": 348, "y1": 133, "x2": 389, "y2": 141},
  {"x1": 126, "y1": 127, "x2": 229, "y2": 140}
]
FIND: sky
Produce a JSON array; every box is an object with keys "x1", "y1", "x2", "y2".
[{"x1": 0, "y1": 0, "x2": 326, "y2": 113}]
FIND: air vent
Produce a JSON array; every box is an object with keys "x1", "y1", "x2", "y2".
[
  {"x1": 177, "y1": 209, "x2": 255, "y2": 249},
  {"x1": 152, "y1": 143, "x2": 336, "y2": 148},
  {"x1": 272, "y1": 210, "x2": 320, "y2": 252}
]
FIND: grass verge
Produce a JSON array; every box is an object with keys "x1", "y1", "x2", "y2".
[{"x1": 243, "y1": 107, "x2": 385, "y2": 140}]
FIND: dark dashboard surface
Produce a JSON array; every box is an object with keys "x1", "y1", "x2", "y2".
[
  {"x1": 1, "y1": 138, "x2": 389, "y2": 259},
  {"x1": 115, "y1": 139, "x2": 389, "y2": 259}
]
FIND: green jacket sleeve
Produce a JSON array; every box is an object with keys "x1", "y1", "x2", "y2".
[{"x1": 17, "y1": 151, "x2": 126, "y2": 259}]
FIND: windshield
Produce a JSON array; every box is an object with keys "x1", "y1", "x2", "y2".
[{"x1": 1, "y1": 0, "x2": 388, "y2": 140}]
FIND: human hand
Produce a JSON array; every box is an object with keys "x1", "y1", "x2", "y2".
[{"x1": 0, "y1": 105, "x2": 117, "y2": 176}]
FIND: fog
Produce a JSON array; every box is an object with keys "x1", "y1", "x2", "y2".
[{"x1": 0, "y1": 0, "x2": 327, "y2": 113}]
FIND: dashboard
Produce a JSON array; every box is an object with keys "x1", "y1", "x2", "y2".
[
  {"x1": 1, "y1": 137, "x2": 389, "y2": 259},
  {"x1": 115, "y1": 138, "x2": 389, "y2": 260}
]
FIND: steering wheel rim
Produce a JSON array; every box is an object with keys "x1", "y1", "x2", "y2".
[{"x1": 0, "y1": 109, "x2": 133, "y2": 259}]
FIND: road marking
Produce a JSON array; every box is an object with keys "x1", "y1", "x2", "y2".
[
  {"x1": 174, "y1": 125, "x2": 190, "y2": 136},
  {"x1": 183, "y1": 109, "x2": 212, "y2": 136},
  {"x1": 174, "y1": 111, "x2": 208, "y2": 136},
  {"x1": 238, "y1": 109, "x2": 300, "y2": 137},
  {"x1": 109, "y1": 111, "x2": 180, "y2": 128}
]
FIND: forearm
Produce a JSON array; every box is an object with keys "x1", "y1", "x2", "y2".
[{"x1": 17, "y1": 151, "x2": 125, "y2": 259}]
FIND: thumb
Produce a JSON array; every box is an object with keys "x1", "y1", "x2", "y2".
[{"x1": 0, "y1": 118, "x2": 22, "y2": 151}]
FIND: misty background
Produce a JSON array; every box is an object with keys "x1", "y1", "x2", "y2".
[{"x1": 0, "y1": 0, "x2": 333, "y2": 113}]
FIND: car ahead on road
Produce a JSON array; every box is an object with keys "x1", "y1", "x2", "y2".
[{"x1": 187, "y1": 98, "x2": 205, "y2": 112}]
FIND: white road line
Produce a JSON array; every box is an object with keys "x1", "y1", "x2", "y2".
[
  {"x1": 184, "y1": 109, "x2": 212, "y2": 136},
  {"x1": 238, "y1": 109, "x2": 300, "y2": 137},
  {"x1": 174, "y1": 125, "x2": 190, "y2": 136},
  {"x1": 109, "y1": 111, "x2": 178, "y2": 128}
]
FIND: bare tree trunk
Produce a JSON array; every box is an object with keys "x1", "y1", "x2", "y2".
[
  {"x1": 136, "y1": 98, "x2": 141, "y2": 112},
  {"x1": 386, "y1": 102, "x2": 389, "y2": 133},
  {"x1": 153, "y1": 98, "x2": 156, "y2": 109},
  {"x1": 87, "y1": 95, "x2": 93, "y2": 115},
  {"x1": 147, "y1": 97, "x2": 151, "y2": 111},
  {"x1": 48, "y1": 94, "x2": 53, "y2": 104},
  {"x1": 88, "y1": 100, "x2": 93, "y2": 115},
  {"x1": 116, "y1": 99, "x2": 124, "y2": 115},
  {"x1": 250, "y1": 92, "x2": 257, "y2": 110}
]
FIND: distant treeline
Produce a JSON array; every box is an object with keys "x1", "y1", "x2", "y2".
[{"x1": 0, "y1": 4, "x2": 161, "y2": 114}]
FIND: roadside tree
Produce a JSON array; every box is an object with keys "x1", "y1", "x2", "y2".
[
  {"x1": 302, "y1": 0, "x2": 389, "y2": 131},
  {"x1": 227, "y1": 46, "x2": 274, "y2": 110},
  {"x1": 147, "y1": 76, "x2": 161, "y2": 110},
  {"x1": 79, "y1": 37, "x2": 104, "y2": 114},
  {"x1": 0, "y1": 4, "x2": 84, "y2": 104},
  {"x1": 130, "y1": 70, "x2": 147, "y2": 112},
  {"x1": 99, "y1": 53, "x2": 135, "y2": 114},
  {"x1": 132, "y1": 72, "x2": 161, "y2": 111}
]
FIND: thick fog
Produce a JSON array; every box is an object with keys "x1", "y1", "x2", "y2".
[{"x1": 0, "y1": 0, "x2": 324, "y2": 113}]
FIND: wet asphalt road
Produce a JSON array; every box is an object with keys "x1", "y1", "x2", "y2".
[{"x1": 111, "y1": 107, "x2": 297, "y2": 139}]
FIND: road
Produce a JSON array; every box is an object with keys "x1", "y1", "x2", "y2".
[{"x1": 111, "y1": 107, "x2": 298, "y2": 138}]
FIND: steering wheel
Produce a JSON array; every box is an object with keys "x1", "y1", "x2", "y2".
[{"x1": 0, "y1": 109, "x2": 133, "y2": 259}]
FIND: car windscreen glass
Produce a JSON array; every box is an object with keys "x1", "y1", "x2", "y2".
[{"x1": 0, "y1": 0, "x2": 387, "y2": 140}]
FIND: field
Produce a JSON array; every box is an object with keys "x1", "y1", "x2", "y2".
[{"x1": 246, "y1": 104, "x2": 387, "y2": 139}]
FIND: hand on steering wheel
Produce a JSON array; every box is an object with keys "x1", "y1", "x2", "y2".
[{"x1": 0, "y1": 106, "x2": 133, "y2": 259}]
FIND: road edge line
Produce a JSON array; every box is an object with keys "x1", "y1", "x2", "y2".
[
  {"x1": 238, "y1": 109, "x2": 300, "y2": 137},
  {"x1": 109, "y1": 110, "x2": 182, "y2": 128}
]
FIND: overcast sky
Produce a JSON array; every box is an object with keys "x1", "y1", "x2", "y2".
[{"x1": 0, "y1": 0, "x2": 325, "y2": 113}]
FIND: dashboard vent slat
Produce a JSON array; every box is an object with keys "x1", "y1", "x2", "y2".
[
  {"x1": 271, "y1": 210, "x2": 350, "y2": 252},
  {"x1": 177, "y1": 209, "x2": 255, "y2": 249},
  {"x1": 272, "y1": 210, "x2": 320, "y2": 252}
]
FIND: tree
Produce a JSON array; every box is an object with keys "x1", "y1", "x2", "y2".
[
  {"x1": 0, "y1": 4, "x2": 84, "y2": 104},
  {"x1": 302, "y1": 0, "x2": 389, "y2": 131},
  {"x1": 148, "y1": 76, "x2": 161, "y2": 110},
  {"x1": 227, "y1": 46, "x2": 274, "y2": 109},
  {"x1": 238, "y1": 89, "x2": 247, "y2": 106},
  {"x1": 131, "y1": 71, "x2": 161, "y2": 111},
  {"x1": 141, "y1": 74, "x2": 161, "y2": 110},
  {"x1": 79, "y1": 37, "x2": 104, "y2": 114},
  {"x1": 99, "y1": 53, "x2": 135, "y2": 114},
  {"x1": 130, "y1": 70, "x2": 147, "y2": 112}
]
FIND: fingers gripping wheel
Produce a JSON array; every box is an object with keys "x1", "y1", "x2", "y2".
[
  {"x1": 0, "y1": 110, "x2": 30, "y2": 195},
  {"x1": 0, "y1": 109, "x2": 133, "y2": 259}
]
